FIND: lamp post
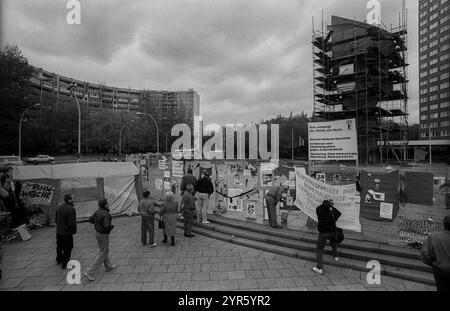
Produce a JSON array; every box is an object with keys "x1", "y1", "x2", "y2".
[
  {"x1": 119, "y1": 119, "x2": 136, "y2": 157},
  {"x1": 136, "y1": 112, "x2": 160, "y2": 154},
  {"x1": 19, "y1": 103, "x2": 41, "y2": 159},
  {"x1": 68, "y1": 83, "x2": 82, "y2": 161}
]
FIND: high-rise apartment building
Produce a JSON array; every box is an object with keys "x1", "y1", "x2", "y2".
[{"x1": 418, "y1": 0, "x2": 450, "y2": 140}]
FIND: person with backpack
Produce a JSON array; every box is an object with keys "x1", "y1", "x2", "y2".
[{"x1": 313, "y1": 199, "x2": 342, "y2": 274}]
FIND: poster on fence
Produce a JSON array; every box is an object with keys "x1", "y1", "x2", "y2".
[
  {"x1": 294, "y1": 167, "x2": 361, "y2": 232},
  {"x1": 20, "y1": 182, "x2": 56, "y2": 208},
  {"x1": 308, "y1": 119, "x2": 358, "y2": 161}
]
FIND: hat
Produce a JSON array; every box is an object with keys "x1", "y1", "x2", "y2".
[{"x1": 64, "y1": 194, "x2": 73, "y2": 202}]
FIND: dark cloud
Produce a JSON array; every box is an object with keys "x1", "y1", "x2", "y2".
[{"x1": 2, "y1": 0, "x2": 419, "y2": 125}]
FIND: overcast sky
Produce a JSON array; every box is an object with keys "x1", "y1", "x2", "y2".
[{"x1": 2, "y1": 0, "x2": 419, "y2": 125}]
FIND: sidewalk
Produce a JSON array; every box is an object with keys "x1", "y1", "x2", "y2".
[{"x1": 0, "y1": 216, "x2": 435, "y2": 291}]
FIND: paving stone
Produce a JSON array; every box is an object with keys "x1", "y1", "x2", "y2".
[
  {"x1": 262, "y1": 269, "x2": 281, "y2": 278},
  {"x1": 345, "y1": 284, "x2": 368, "y2": 291},
  {"x1": 210, "y1": 272, "x2": 229, "y2": 281},
  {"x1": 121, "y1": 283, "x2": 143, "y2": 291},
  {"x1": 42, "y1": 285, "x2": 65, "y2": 291},
  {"x1": 245, "y1": 270, "x2": 264, "y2": 279},
  {"x1": 161, "y1": 282, "x2": 182, "y2": 291},
  {"x1": 173, "y1": 272, "x2": 193, "y2": 281},
  {"x1": 168, "y1": 265, "x2": 185, "y2": 273},
  {"x1": 198, "y1": 280, "x2": 219, "y2": 291},
  {"x1": 217, "y1": 263, "x2": 236, "y2": 272},
  {"x1": 307, "y1": 286, "x2": 330, "y2": 291},
  {"x1": 142, "y1": 282, "x2": 163, "y2": 291},
  {"x1": 192, "y1": 272, "x2": 210, "y2": 281},
  {"x1": 219, "y1": 280, "x2": 239, "y2": 291},
  {"x1": 228, "y1": 271, "x2": 246, "y2": 280},
  {"x1": 237, "y1": 279, "x2": 259, "y2": 289},
  {"x1": 154, "y1": 272, "x2": 175, "y2": 282},
  {"x1": 180, "y1": 281, "x2": 201, "y2": 291}
]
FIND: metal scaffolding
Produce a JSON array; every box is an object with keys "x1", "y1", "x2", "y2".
[{"x1": 312, "y1": 10, "x2": 409, "y2": 165}]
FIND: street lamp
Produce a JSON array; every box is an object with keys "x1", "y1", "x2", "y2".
[
  {"x1": 165, "y1": 130, "x2": 172, "y2": 154},
  {"x1": 119, "y1": 119, "x2": 136, "y2": 157},
  {"x1": 135, "y1": 112, "x2": 160, "y2": 154},
  {"x1": 68, "y1": 83, "x2": 82, "y2": 161},
  {"x1": 19, "y1": 103, "x2": 41, "y2": 159}
]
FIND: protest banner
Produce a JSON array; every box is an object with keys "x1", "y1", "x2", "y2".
[
  {"x1": 294, "y1": 167, "x2": 361, "y2": 232},
  {"x1": 20, "y1": 182, "x2": 56, "y2": 208},
  {"x1": 308, "y1": 119, "x2": 358, "y2": 161}
]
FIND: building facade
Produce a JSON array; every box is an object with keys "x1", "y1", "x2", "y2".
[
  {"x1": 28, "y1": 66, "x2": 200, "y2": 153},
  {"x1": 419, "y1": 0, "x2": 450, "y2": 140}
]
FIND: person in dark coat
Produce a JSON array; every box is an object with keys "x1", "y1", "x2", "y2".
[
  {"x1": 55, "y1": 194, "x2": 77, "y2": 269},
  {"x1": 84, "y1": 199, "x2": 116, "y2": 282},
  {"x1": 0, "y1": 174, "x2": 20, "y2": 228},
  {"x1": 265, "y1": 185, "x2": 288, "y2": 228},
  {"x1": 421, "y1": 216, "x2": 450, "y2": 291},
  {"x1": 139, "y1": 190, "x2": 157, "y2": 247},
  {"x1": 180, "y1": 168, "x2": 197, "y2": 195},
  {"x1": 182, "y1": 184, "x2": 196, "y2": 237},
  {"x1": 313, "y1": 199, "x2": 341, "y2": 274},
  {"x1": 195, "y1": 172, "x2": 214, "y2": 224},
  {"x1": 160, "y1": 192, "x2": 179, "y2": 246}
]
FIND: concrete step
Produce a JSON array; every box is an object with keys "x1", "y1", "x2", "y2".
[
  {"x1": 206, "y1": 215, "x2": 421, "y2": 260},
  {"x1": 193, "y1": 219, "x2": 432, "y2": 273},
  {"x1": 177, "y1": 222, "x2": 435, "y2": 286}
]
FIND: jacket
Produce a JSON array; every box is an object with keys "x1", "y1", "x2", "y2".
[
  {"x1": 421, "y1": 230, "x2": 450, "y2": 272},
  {"x1": 180, "y1": 175, "x2": 197, "y2": 193},
  {"x1": 316, "y1": 204, "x2": 341, "y2": 234},
  {"x1": 266, "y1": 186, "x2": 285, "y2": 204},
  {"x1": 89, "y1": 208, "x2": 114, "y2": 234},
  {"x1": 196, "y1": 177, "x2": 214, "y2": 195},
  {"x1": 182, "y1": 191, "x2": 195, "y2": 212},
  {"x1": 138, "y1": 198, "x2": 157, "y2": 217},
  {"x1": 55, "y1": 202, "x2": 77, "y2": 235}
]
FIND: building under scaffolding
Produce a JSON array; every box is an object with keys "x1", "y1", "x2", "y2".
[{"x1": 312, "y1": 15, "x2": 409, "y2": 165}]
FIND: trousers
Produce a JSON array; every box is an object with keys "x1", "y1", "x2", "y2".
[
  {"x1": 315, "y1": 232, "x2": 338, "y2": 270},
  {"x1": 56, "y1": 234, "x2": 73, "y2": 267},
  {"x1": 184, "y1": 210, "x2": 194, "y2": 235},
  {"x1": 265, "y1": 197, "x2": 279, "y2": 227},
  {"x1": 196, "y1": 193, "x2": 209, "y2": 222},
  {"x1": 141, "y1": 215, "x2": 155, "y2": 245},
  {"x1": 433, "y1": 266, "x2": 450, "y2": 291},
  {"x1": 87, "y1": 232, "x2": 113, "y2": 275}
]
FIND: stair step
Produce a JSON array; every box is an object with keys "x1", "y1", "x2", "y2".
[
  {"x1": 207, "y1": 215, "x2": 420, "y2": 260},
  {"x1": 195, "y1": 220, "x2": 432, "y2": 273},
  {"x1": 183, "y1": 223, "x2": 435, "y2": 286}
]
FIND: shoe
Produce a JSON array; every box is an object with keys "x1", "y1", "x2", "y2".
[
  {"x1": 162, "y1": 240, "x2": 167, "y2": 243},
  {"x1": 202, "y1": 220, "x2": 210, "y2": 224},
  {"x1": 56, "y1": 261, "x2": 61, "y2": 266},
  {"x1": 84, "y1": 272, "x2": 95, "y2": 282},
  {"x1": 187, "y1": 234, "x2": 195, "y2": 237},
  {"x1": 334, "y1": 257, "x2": 339, "y2": 262},
  {"x1": 312, "y1": 267, "x2": 324, "y2": 274},
  {"x1": 148, "y1": 243, "x2": 157, "y2": 248},
  {"x1": 61, "y1": 265, "x2": 67, "y2": 270},
  {"x1": 105, "y1": 265, "x2": 117, "y2": 272},
  {"x1": 272, "y1": 224, "x2": 282, "y2": 229}
]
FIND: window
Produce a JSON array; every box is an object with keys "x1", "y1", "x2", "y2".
[
  {"x1": 441, "y1": 25, "x2": 450, "y2": 33},
  {"x1": 430, "y1": 12, "x2": 439, "y2": 20},
  {"x1": 421, "y1": 123, "x2": 429, "y2": 129},
  {"x1": 429, "y1": 50, "x2": 438, "y2": 57},
  {"x1": 440, "y1": 53, "x2": 450, "y2": 61},
  {"x1": 441, "y1": 82, "x2": 450, "y2": 90},
  {"x1": 420, "y1": 45, "x2": 428, "y2": 53},
  {"x1": 429, "y1": 67, "x2": 438, "y2": 74},
  {"x1": 430, "y1": 104, "x2": 439, "y2": 110},
  {"x1": 430, "y1": 113, "x2": 439, "y2": 119},
  {"x1": 430, "y1": 85, "x2": 439, "y2": 92},
  {"x1": 420, "y1": 89, "x2": 429, "y2": 95},
  {"x1": 429, "y1": 77, "x2": 438, "y2": 83},
  {"x1": 441, "y1": 15, "x2": 450, "y2": 24},
  {"x1": 429, "y1": 22, "x2": 439, "y2": 30},
  {"x1": 441, "y1": 92, "x2": 450, "y2": 99},
  {"x1": 441, "y1": 111, "x2": 450, "y2": 118},
  {"x1": 421, "y1": 105, "x2": 429, "y2": 112},
  {"x1": 429, "y1": 31, "x2": 438, "y2": 39},
  {"x1": 441, "y1": 63, "x2": 450, "y2": 70},
  {"x1": 420, "y1": 54, "x2": 428, "y2": 61},
  {"x1": 429, "y1": 58, "x2": 438, "y2": 65},
  {"x1": 421, "y1": 62, "x2": 429, "y2": 69},
  {"x1": 441, "y1": 121, "x2": 450, "y2": 127},
  {"x1": 421, "y1": 132, "x2": 428, "y2": 138},
  {"x1": 420, "y1": 80, "x2": 428, "y2": 86},
  {"x1": 420, "y1": 71, "x2": 429, "y2": 78},
  {"x1": 430, "y1": 94, "x2": 439, "y2": 101},
  {"x1": 421, "y1": 114, "x2": 428, "y2": 121},
  {"x1": 420, "y1": 97, "x2": 428, "y2": 104},
  {"x1": 441, "y1": 73, "x2": 450, "y2": 80},
  {"x1": 441, "y1": 102, "x2": 450, "y2": 108},
  {"x1": 430, "y1": 3, "x2": 439, "y2": 11},
  {"x1": 430, "y1": 122, "x2": 439, "y2": 128},
  {"x1": 441, "y1": 130, "x2": 450, "y2": 136},
  {"x1": 440, "y1": 44, "x2": 450, "y2": 52},
  {"x1": 441, "y1": 34, "x2": 450, "y2": 43}
]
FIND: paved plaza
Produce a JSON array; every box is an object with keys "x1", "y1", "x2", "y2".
[{"x1": 0, "y1": 216, "x2": 435, "y2": 291}]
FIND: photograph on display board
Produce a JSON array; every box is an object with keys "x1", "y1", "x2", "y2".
[
  {"x1": 246, "y1": 202, "x2": 256, "y2": 218},
  {"x1": 260, "y1": 171, "x2": 273, "y2": 186}
]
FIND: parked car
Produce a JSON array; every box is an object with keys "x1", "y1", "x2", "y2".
[
  {"x1": 26, "y1": 155, "x2": 55, "y2": 164},
  {"x1": 0, "y1": 155, "x2": 24, "y2": 167}
]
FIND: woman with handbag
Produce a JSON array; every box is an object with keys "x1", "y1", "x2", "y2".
[
  {"x1": 159, "y1": 192, "x2": 179, "y2": 246},
  {"x1": 313, "y1": 199, "x2": 342, "y2": 274}
]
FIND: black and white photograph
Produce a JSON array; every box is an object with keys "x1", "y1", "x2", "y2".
[{"x1": 0, "y1": 0, "x2": 450, "y2": 298}]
